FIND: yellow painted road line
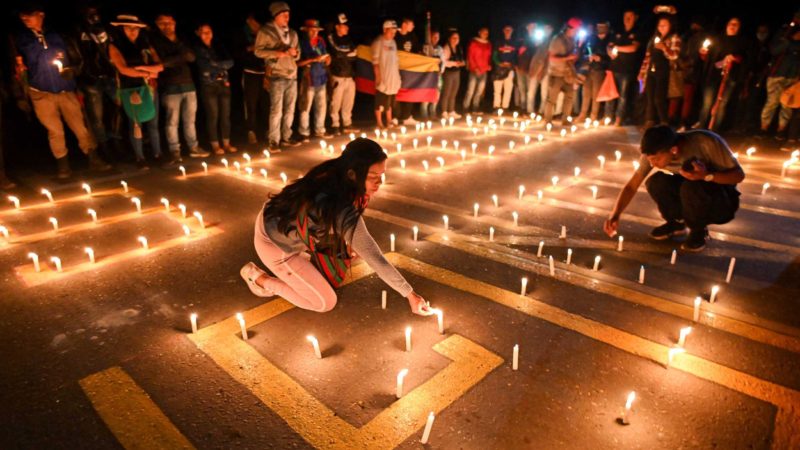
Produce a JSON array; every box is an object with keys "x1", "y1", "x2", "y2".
[
  {"x1": 0, "y1": 187, "x2": 143, "y2": 217},
  {"x1": 189, "y1": 260, "x2": 502, "y2": 450},
  {"x1": 385, "y1": 253, "x2": 800, "y2": 450},
  {"x1": 14, "y1": 225, "x2": 223, "y2": 287},
  {"x1": 79, "y1": 366, "x2": 194, "y2": 450}
]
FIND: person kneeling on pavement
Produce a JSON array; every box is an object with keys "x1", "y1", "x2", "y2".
[{"x1": 603, "y1": 125, "x2": 744, "y2": 252}]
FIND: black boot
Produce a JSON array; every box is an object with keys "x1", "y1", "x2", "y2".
[
  {"x1": 87, "y1": 149, "x2": 112, "y2": 171},
  {"x1": 56, "y1": 156, "x2": 71, "y2": 179}
]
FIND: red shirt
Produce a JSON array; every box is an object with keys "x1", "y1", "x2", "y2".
[{"x1": 467, "y1": 38, "x2": 492, "y2": 75}]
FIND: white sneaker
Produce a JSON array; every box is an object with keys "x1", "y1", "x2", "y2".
[
  {"x1": 441, "y1": 112, "x2": 450, "y2": 119},
  {"x1": 402, "y1": 117, "x2": 418, "y2": 125},
  {"x1": 451, "y1": 112, "x2": 463, "y2": 119},
  {"x1": 240, "y1": 262, "x2": 274, "y2": 297}
]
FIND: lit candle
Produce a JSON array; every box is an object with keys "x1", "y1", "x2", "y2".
[
  {"x1": 761, "y1": 182, "x2": 770, "y2": 195},
  {"x1": 179, "y1": 165, "x2": 186, "y2": 177},
  {"x1": 436, "y1": 156, "x2": 445, "y2": 169},
  {"x1": 638, "y1": 265, "x2": 645, "y2": 284},
  {"x1": 433, "y1": 309, "x2": 444, "y2": 334},
  {"x1": 221, "y1": 158, "x2": 229, "y2": 169},
  {"x1": 498, "y1": 108, "x2": 504, "y2": 117},
  {"x1": 566, "y1": 248, "x2": 573, "y2": 265},
  {"x1": 693, "y1": 297, "x2": 702, "y2": 321},
  {"x1": 598, "y1": 155, "x2": 606, "y2": 170},
  {"x1": 710, "y1": 285, "x2": 719, "y2": 303},
  {"x1": 381, "y1": 290, "x2": 387, "y2": 309},
  {"x1": 120, "y1": 180, "x2": 129, "y2": 193},
  {"x1": 412, "y1": 225, "x2": 419, "y2": 242},
  {"x1": 524, "y1": 135, "x2": 531, "y2": 145},
  {"x1": 405, "y1": 326, "x2": 412, "y2": 352},
  {"x1": 51, "y1": 256, "x2": 62, "y2": 272},
  {"x1": 237, "y1": 313, "x2": 248, "y2": 340},
  {"x1": 746, "y1": 147, "x2": 756, "y2": 158},
  {"x1": 518, "y1": 185, "x2": 525, "y2": 200},
  {"x1": 307, "y1": 335, "x2": 322, "y2": 359},
  {"x1": 400, "y1": 159, "x2": 406, "y2": 170},
  {"x1": 245, "y1": 167, "x2": 253, "y2": 177},
  {"x1": 471, "y1": 143, "x2": 477, "y2": 155},
  {"x1": 678, "y1": 326, "x2": 692, "y2": 347},
  {"x1": 49, "y1": 217, "x2": 58, "y2": 232},
  {"x1": 489, "y1": 226, "x2": 495, "y2": 242},
  {"x1": 520, "y1": 277, "x2": 528, "y2": 296},
  {"x1": 138, "y1": 236, "x2": 149, "y2": 250},
  {"x1": 202, "y1": 162, "x2": 208, "y2": 174},
  {"x1": 182, "y1": 225, "x2": 191, "y2": 236},
  {"x1": 442, "y1": 215, "x2": 449, "y2": 230},
  {"x1": 620, "y1": 391, "x2": 636, "y2": 424},
  {"x1": 604, "y1": 117, "x2": 611, "y2": 126},
  {"x1": 0, "y1": 226, "x2": 7, "y2": 239},
  {"x1": 233, "y1": 161, "x2": 241, "y2": 173},
  {"x1": 615, "y1": 150, "x2": 622, "y2": 162},
  {"x1": 460, "y1": 149, "x2": 466, "y2": 161},
  {"x1": 488, "y1": 145, "x2": 495, "y2": 156},
  {"x1": 374, "y1": 128, "x2": 380, "y2": 139},
  {"x1": 396, "y1": 368, "x2": 409, "y2": 398},
  {"x1": 193, "y1": 211, "x2": 205, "y2": 229},
  {"x1": 537, "y1": 133, "x2": 544, "y2": 142},
  {"x1": 617, "y1": 236, "x2": 624, "y2": 252},
  {"x1": 260, "y1": 168, "x2": 268, "y2": 180},
  {"x1": 512, "y1": 211, "x2": 518, "y2": 226},
  {"x1": 440, "y1": 139, "x2": 447, "y2": 150},
  {"x1": 161, "y1": 197, "x2": 170, "y2": 212},
  {"x1": 82, "y1": 183, "x2": 92, "y2": 196},
  {"x1": 41, "y1": 188, "x2": 54, "y2": 203},
  {"x1": 426, "y1": 136, "x2": 433, "y2": 147},
  {"x1": 492, "y1": 194, "x2": 499, "y2": 208},
  {"x1": 571, "y1": 124, "x2": 578, "y2": 133},
  {"x1": 537, "y1": 190, "x2": 543, "y2": 202},
  {"x1": 537, "y1": 241, "x2": 544, "y2": 257},
  {"x1": 560, "y1": 225, "x2": 566, "y2": 239},
  {"x1": 509, "y1": 141, "x2": 516, "y2": 151},
  {"x1": 782, "y1": 160, "x2": 792, "y2": 178},
  {"x1": 590, "y1": 185, "x2": 598, "y2": 200},
  {"x1": 551, "y1": 176, "x2": 559, "y2": 187},
  {"x1": 178, "y1": 204, "x2": 187, "y2": 218},
  {"x1": 280, "y1": 172, "x2": 288, "y2": 185},
  {"x1": 574, "y1": 167, "x2": 581, "y2": 178},
  {"x1": 53, "y1": 59, "x2": 63, "y2": 72},
  {"x1": 654, "y1": 36, "x2": 661, "y2": 44},
  {"x1": 593, "y1": 255, "x2": 601, "y2": 271},
  {"x1": 549, "y1": 255, "x2": 555, "y2": 276},
  {"x1": 667, "y1": 347, "x2": 685, "y2": 368},
  {"x1": 512, "y1": 344, "x2": 519, "y2": 371},
  {"x1": 560, "y1": 128, "x2": 567, "y2": 137},
  {"x1": 8, "y1": 195, "x2": 20, "y2": 209},
  {"x1": 262, "y1": 149, "x2": 271, "y2": 159},
  {"x1": 190, "y1": 313, "x2": 198, "y2": 333},
  {"x1": 28, "y1": 252, "x2": 40, "y2": 272},
  {"x1": 420, "y1": 411, "x2": 435, "y2": 444},
  {"x1": 390, "y1": 233, "x2": 396, "y2": 251},
  {"x1": 131, "y1": 197, "x2": 142, "y2": 213},
  {"x1": 422, "y1": 160, "x2": 429, "y2": 171},
  {"x1": 725, "y1": 257, "x2": 736, "y2": 283},
  {"x1": 670, "y1": 249, "x2": 677, "y2": 265}
]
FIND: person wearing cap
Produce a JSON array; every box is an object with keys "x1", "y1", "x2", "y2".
[
  {"x1": 256, "y1": 1, "x2": 302, "y2": 152},
  {"x1": 608, "y1": 9, "x2": 645, "y2": 126},
  {"x1": 108, "y1": 14, "x2": 164, "y2": 170},
  {"x1": 13, "y1": 4, "x2": 112, "y2": 178},
  {"x1": 328, "y1": 13, "x2": 359, "y2": 135},
  {"x1": 297, "y1": 19, "x2": 332, "y2": 142},
  {"x1": 492, "y1": 25, "x2": 517, "y2": 110},
  {"x1": 577, "y1": 21, "x2": 612, "y2": 122},
  {"x1": 463, "y1": 26, "x2": 491, "y2": 114},
  {"x1": 372, "y1": 20, "x2": 401, "y2": 129},
  {"x1": 603, "y1": 125, "x2": 744, "y2": 252},
  {"x1": 194, "y1": 23, "x2": 237, "y2": 155},
  {"x1": 543, "y1": 18, "x2": 581, "y2": 124},
  {"x1": 394, "y1": 18, "x2": 421, "y2": 126}
]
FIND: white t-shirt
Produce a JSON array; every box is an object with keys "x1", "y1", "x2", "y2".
[{"x1": 371, "y1": 36, "x2": 401, "y2": 95}]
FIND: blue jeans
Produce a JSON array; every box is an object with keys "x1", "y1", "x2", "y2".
[
  {"x1": 130, "y1": 90, "x2": 161, "y2": 160},
  {"x1": 298, "y1": 83, "x2": 326, "y2": 136},
  {"x1": 268, "y1": 77, "x2": 298, "y2": 144},
  {"x1": 81, "y1": 77, "x2": 118, "y2": 144},
  {"x1": 462, "y1": 72, "x2": 487, "y2": 112},
  {"x1": 514, "y1": 69, "x2": 529, "y2": 111},
  {"x1": 162, "y1": 91, "x2": 198, "y2": 155},
  {"x1": 611, "y1": 71, "x2": 635, "y2": 122}
]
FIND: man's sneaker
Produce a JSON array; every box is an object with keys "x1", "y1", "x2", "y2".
[
  {"x1": 441, "y1": 111, "x2": 450, "y2": 119},
  {"x1": 189, "y1": 146, "x2": 210, "y2": 158},
  {"x1": 56, "y1": 156, "x2": 71, "y2": 179},
  {"x1": 649, "y1": 221, "x2": 688, "y2": 240},
  {"x1": 281, "y1": 137, "x2": 302, "y2": 147},
  {"x1": 88, "y1": 151, "x2": 112, "y2": 171},
  {"x1": 681, "y1": 228, "x2": 708, "y2": 252},
  {"x1": 299, "y1": 134, "x2": 311, "y2": 143},
  {"x1": 451, "y1": 112, "x2": 463, "y2": 119},
  {"x1": 402, "y1": 117, "x2": 418, "y2": 125},
  {"x1": 135, "y1": 158, "x2": 150, "y2": 171},
  {"x1": 313, "y1": 131, "x2": 334, "y2": 139},
  {"x1": 333, "y1": 127, "x2": 343, "y2": 136},
  {"x1": 240, "y1": 262, "x2": 275, "y2": 297},
  {"x1": 161, "y1": 153, "x2": 182, "y2": 168},
  {"x1": 268, "y1": 142, "x2": 282, "y2": 153},
  {"x1": 342, "y1": 125, "x2": 360, "y2": 133}
]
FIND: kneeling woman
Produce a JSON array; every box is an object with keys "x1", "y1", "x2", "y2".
[{"x1": 241, "y1": 138, "x2": 431, "y2": 315}]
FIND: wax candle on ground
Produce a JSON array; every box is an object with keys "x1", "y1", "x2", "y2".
[
  {"x1": 120, "y1": 181, "x2": 129, "y2": 193},
  {"x1": 725, "y1": 257, "x2": 736, "y2": 283},
  {"x1": 678, "y1": 326, "x2": 692, "y2": 347},
  {"x1": 520, "y1": 277, "x2": 528, "y2": 296},
  {"x1": 492, "y1": 194, "x2": 498, "y2": 207},
  {"x1": 381, "y1": 290, "x2": 387, "y2": 309},
  {"x1": 412, "y1": 225, "x2": 419, "y2": 241},
  {"x1": 82, "y1": 183, "x2": 92, "y2": 196},
  {"x1": 396, "y1": 368, "x2": 409, "y2": 398},
  {"x1": 566, "y1": 248, "x2": 573, "y2": 265},
  {"x1": 41, "y1": 189, "x2": 54, "y2": 203},
  {"x1": 405, "y1": 326, "x2": 412, "y2": 352},
  {"x1": 638, "y1": 265, "x2": 645, "y2": 284},
  {"x1": 620, "y1": 391, "x2": 636, "y2": 425},
  {"x1": 489, "y1": 227, "x2": 495, "y2": 242},
  {"x1": 537, "y1": 241, "x2": 544, "y2": 257},
  {"x1": 49, "y1": 217, "x2": 59, "y2": 232},
  {"x1": 193, "y1": 211, "x2": 205, "y2": 228},
  {"x1": 138, "y1": 236, "x2": 149, "y2": 250},
  {"x1": 190, "y1": 313, "x2": 198, "y2": 333},
  {"x1": 236, "y1": 313, "x2": 248, "y2": 340},
  {"x1": 8, "y1": 195, "x2": 20, "y2": 208},
  {"x1": 693, "y1": 297, "x2": 702, "y2": 322},
  {"x1": 85, "y1": 247, "x2": 95, "y2": 263},
  {"x1": 617, "y1": 236, "x2": 624, "y2": 251},
  {"x1": 28, "y1": 252, "x2": 40, "y2": 272},
  {"x1": 420, "y1": 412, "x2": 435, "y2": 444},
  {"x1": 667, "y1": 347, "x2": 685, "y2": 368},
  {"x1": 202, "y1": 162, "x2": 208, "y2": 173},
  {"x1": 560, "y1": 226, "x2": 566, "y2": 239},
  {"x1": 131, "y1": 197, "x2": 142, "y2": 213},
  {"x1": 473, "y1": 203, "x2": 479, "y2": 218},
  {"x1": 670, "y1": 249, "x2": 677, "y2": 265},
  {"x1": 390, "y1": 233, "x2": 396, "y2": 251},
  {"x1": 512, "y1": 344, "x2": 519, "y2": 371},
  {"x1": 51, "y1": 256, "x2": 62, "y2": 272},
  {"x1": 512, "y1": 211, "x2": 518, "y2": 226},
  {"x1": 710, "y1": 285, "x2": 720, "y2": 303},
  {"x1": 593, "y1": 255, "x2": 601, "y2": 271},
  {"x1": 307, "y1": 335, "x2": 322, "y2": 359},
  {"x1": 549, "y1": 256, "x2": 555, "y2": 276}
]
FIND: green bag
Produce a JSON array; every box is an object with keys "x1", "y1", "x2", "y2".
[{"x1": 119, "y1": 85, "x2": 156, "y2": 125}]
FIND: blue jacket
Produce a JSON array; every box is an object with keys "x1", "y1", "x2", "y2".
[
  {"x1": 16, "y1": 28, "x2": 77, "y2": 93},
  {"x1": 300, "y1": 37, "x2": 328, "y2": 87},
  {"x1": 194, "y1": 42, "x2": 234, "y2": 85}
]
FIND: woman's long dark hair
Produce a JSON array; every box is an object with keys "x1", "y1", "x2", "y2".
[{"x1": 263, "y1": 138, "x2": 387, "y2": 251}]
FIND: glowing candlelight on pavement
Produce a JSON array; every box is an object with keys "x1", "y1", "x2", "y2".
[
  {"x1": 381, "y1": 290, "x2": 387, "y2": 309},
  {"x1": 678, "y1": 326, "x2": 692, "y2": 347},
  {"x1": 524, "y1": 135, "x2": 531, "y2": 145},
  {"x1": 390, "y1": 233, "x2": 396, "y2": 251},
  {"x1": 560, "y1": 225, "x2": 567, "y2": 239},
  {"x1": 53, "y1": 59, "x2": 63, "y2": 72},
  {"x1": 178, "y1": 204, "x2": 186, "y2": 218},
  {"x1": 617, "y1": 235, "x2": 624, "y2": 251},
  {"x1": 693, "y1": 297, "x2": 702, "y2": 321},
  {"x1": 221, "y1": 158, "x2": 229, "y2": 169},
  {"x1": 590, "y1": 185, "x2": 598, "y2": 200},
  {"x1": 512, "y1": 344, "x2": 519, "y2": 370},
  {"x1": 615, "y1": 150, "x2": 622, "y2": 162},
  {"x1": 82, "y1": 183, "x2": 92, "y2": 196},
  {"x1": 245, "y1": 167, "x2": 253, "y2": 177},
  {"x1": 472, "y1": 202, "x2": 479, "y2": 216},
  {"x1": 193, "y1": 211, "x2": 205, "y2": 229},
  {"x1": 520, "y1": 277, "x2": 528, "y2": 296},
  {"x1": 433, "y1": 309, "x2": 444, "y2": 334},
  {"x1": 782, "y1": 160, "x2": 792, "y2": 177},
  {"x1": 131, "y1": 197, "x2": 142, "y2": 213},
  {"x1": 412, "y1": 225, "x2": 419, "y2": 241},
  {"x1": 400, "y1": 126, "x2": 407, "y2": 135},
  {"x1": 537, "y1": 240, "x2": 544, "y2": 257},
  {"x1": 574, "y1": 167, "x2": 581, "y2": 178},
  {"x1": 488, "y1": 145, "x2": 495, "y2": 156},
  {"x1": 395, "y1": 143, "x2": 402, "y2": 153},
  {"x1": 28, "y1": 252, "x2": 40, "y2": 272},
  {"x1": 201, "y1": 161, "x2": 208, "y2": 174},
  {"x1": 182, "y1": 225, "x2": 191, "y2": 236},
  {"x1": 374, "y1": 128, "x2": 380, "y2": 139},
  {"x1": 442, "y1": 215, "x2": 449, "y2": 230},
  {"x1": 518, "y1": 185, "x2": 526, "y2": 200},
  {"x1": 412, "y1": 138, "x2": 418, "y2": 149},
  {"x1": 137, "y1": 236, "x2": 149, "y2": 250},
  {"x1": 426, "y1": 136, "x2": 433, "y2": 147},
  {"x1": 0, "y1": 226, "x2": 7, "y2": 239},
  {"x1": 537, "y1": 133, "x2": 544, "y2": 142},
  {"x1": 571, "y1": 125, "x2": 578, "y2": 133},
  {"x1": 233, "y1": 161, "x2": 241, "y2": 173},
  {"x1": 120, "y1": 180, "x2": 128, "y2": 193},
  {"x1": 50, "y1": 256, "x2": 62, "y2": 272},
  {"x1": 160, "y1": 197, "x2": 170, "y2": 212},
  {"x1": 512, "y1": 211, "x2": 519, "y2": 226},
  {"x1": 509, "y1": 141, "x2": 516, "y2": 151},
  {"x1": 262, "y1": 149, "x2": 271, "y2": 159},
  {"x1": 639, "y1": 265, "x2": 645, "y2": 284},
  {"x1": 710, "y1": 285, "x2": 719, "y2": 303},
  {"x1": 671, "y1": 249, "x2": 677, "y2": 265},
  {"x1": 632, "y1": 160, "x2": 640, "y2": 171},
  {"x1": 667, "y1": 347, "x2": 685, "y2": 368},
  {"x1": 746, "y1": 147, "x2": 756, "y2": 158},
  {"x1": 436, "y1": 156, "x2": 445, "y2": 169},
  {"x1": 237, "y1": 313, "x2": 248, "y2": 340},
  {"x1": 761, "y1": 182, "x2": 770, "y2": 195},
  {"x1": 190, "y1": 313, "x2": 198, "y2": 333},
  {"x1": 280, "y1": 172, "x2": 288, "y2": 185},
  {"x1": 593, "y1": 255, "x2": 601, "y2": 271},
  {"x1": 598, "y1": 155, "x2": 606, "y2": 170},
  {"x1": 8, "y1": 195, "x2": 20, "y2": 209},
  {"x1": 551, "y1": 176, "x2": 559, "y2": 187},
  {"x1": 440, "y1": 139, "x2": 447, "y2": 150},
  {"x1": 260, "y1": 168, "x2": 268, "y2": 180},
  {"x1": 419, "y1": 411, "x2": 435, "y2": 444},
  {"x1": 179, "y1": 165, "x2": 186, "y2": 177},
  {"x1": 459, "y1": 149, "x2": 466, "y2": 162},
  {"x1": 49, "y1": 217, "x2": 58, "y2": 232},
  {"x1": 307, "y1": 335, "x2": 322, "y2": 359},
  {"x1": 546, "y1": 123, "x2": 552, "y2": 133},
  {"x1": 405, "y1": 326, "x2": 412, "y2": 352},
  {"x1": 85, "y1": 247, "x2": 95, "y2": 263},
  {"x1": 41, "y1": 188, "x2": 54, "y2": 203},
  {"x1": 549, "y1": 255, "x2": 555, "y2": 276},
  {"x1": 537, "y1": 190, "x2": 543, "y2": 202},
  {"x1": 604, "y1": 117, "x2": 611, "y2": 126},
  {"x1": 566, "y1": 248, "x2": 573, "y2": 265},
  {"x1": 422, "y1": 160, "x2": 429, "y2": 171},
  {"x1": 560, "y1": 128, "x2": 567, "y2": 137},
  {"x1": 725, "y1": 257, "x2": 736, "y2": 283},
  {"x1": 396, "y1": 368, "x2": 409, "y2": 398},
  {"x1": 489, "y1": 227, "x2": 495, "y2": 241},
  {"x1": 620, "y1": 391, "x2": 636, "y2": 424}
]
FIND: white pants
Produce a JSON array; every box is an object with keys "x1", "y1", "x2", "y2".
[
  {"x1": 329, "y1": 76, "x2": 355, "y2": 128},
  {"x1": 492, "y1": 71, "x2": 514, "y2": 109}
]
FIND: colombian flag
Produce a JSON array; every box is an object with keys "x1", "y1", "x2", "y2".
[{"x1": 355, "y1": 45, "x2": 441, "y2": 103}]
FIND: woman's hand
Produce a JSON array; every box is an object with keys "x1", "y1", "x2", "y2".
[{"x1": 407, "y1": 291, "x2": 434, "y2": 316}]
